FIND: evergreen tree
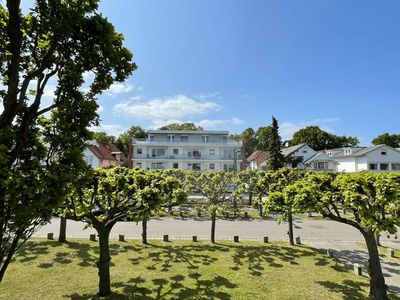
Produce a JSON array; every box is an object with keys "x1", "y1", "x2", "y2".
[{"x1": 267, "y1": 117, "x2": 284, "y2": 170}]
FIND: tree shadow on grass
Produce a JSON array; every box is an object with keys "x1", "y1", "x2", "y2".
[
  {"x1": 229, "y1": 243, "x2": 315, "y2": 276},
  {"x1": 142, "y1": 243, "x2": 221, "y2": 272},
  {"x1": 13, "y1": 240, "x2": 53, "y2": 263},
  {"x1": 67, "y1": 273, "x2": 237, "y2": 300},
  {"x1": 317, "y1": 279, "x2": 369, "y2": 300}
]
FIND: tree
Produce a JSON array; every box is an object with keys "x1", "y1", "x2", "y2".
[
  {"x1": 289, "y1": 126, "x2": 359, "y2": 150},
  {"x1": 256, "y1": 126, "x2": 272, "y2": 151},
  {"x1": 267, "y1": 117, "x2": 284, "y2": 171},
  {"x1": 0, "y1": 0, "x2": 135, "y2": 283},
  {"x1": 263, "y1": 168, "x2": 305, "y2": 245},
  {"x1": 159, "y1": 122, "x2": 203, "y2": 131},
  {"x1": 372, "y1": 133, "x2": 400, "y2": 148},
  {"x1": 116, "y1": 125, "x2": 146, "y2": 155},
  {"x1": 65, "y1": 167, "x2": 186, "y2": 296},
  {"x1": 189, "y1": 171, "x2": 235, "y2": 243},
  {"x1": 92, "y1": 131, "x2": 117, "y2": 144},
  {"x1": 231, "y1": 127, "x2": 257, "y2": 158},
  {"x1": 139, "y1": 169, "x2": 189, "y2": 244},
  {"x1": 291, "y1": 172, "x2": 400, "y2": 299}
]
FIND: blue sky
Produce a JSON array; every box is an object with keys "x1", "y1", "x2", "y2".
[{"x1": 22, "y1": 1, "x2": 400, "y2": 143}]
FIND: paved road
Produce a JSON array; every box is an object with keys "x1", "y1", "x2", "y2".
[{"x1": 35, "y1": 217, "x2": 400, "y2": 294}]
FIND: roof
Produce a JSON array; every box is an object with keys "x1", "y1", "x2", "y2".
[
  {"x1": 88, "y1": 142, "x2": 125, "y2": 161},
  {"x1": 304, "y1": 152, "x2": 335, "y2": 164},
  {"x1": 148, "y1": 130, "x2": 229, "y2": 135},
  {"x1": 246, "y1": 150, "x2": 270, "y2": 166},
  {"x1": 328, "y1": 144, "x2": 400, "y2": 159},
  {"x1": 281, "y1": 143, "x2": 306, "y2": 157}
]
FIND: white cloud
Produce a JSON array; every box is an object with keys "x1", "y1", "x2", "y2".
[
  {"x1": 91, "y1": 123, "x2": 126, "y2": 137},
  {"x1": 130, "y1": 95, "x2": 144, "y2": 101},
  {"x1": 194, "y1": 92, "x2": 222, "y2": 100},
  {"x1": 113, "y1": 94, "x2": 221, "y2": 121},
  {"x1": 197, "y1": 117, "x2": 244, "y2": 129},
  {"x1": 105, "y1": 82, "x2": 134, "y2": 97},
  {"x1": 279, "y1": 118, "x2": 340, "y2": 140}
]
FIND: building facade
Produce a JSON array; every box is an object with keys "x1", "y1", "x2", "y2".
[
  {"x1": 83, "y1": 141, "x2": 126, "y2": 168},
  {"x1": 131, "y1": 130, "x2": 243, "y2": 171}
]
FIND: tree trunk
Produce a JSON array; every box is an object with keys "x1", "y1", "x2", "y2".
[
  {"x1": 363, "y1": 229, "x2": 387, "y2": 300},
  {"x1": 96, "y1": 227, "x2": 112, "y2": 296},
  {"x1": 248, "y1": 191, "x2": 252, "y2": 206},
  {"x1": 375, "y1": 233, "x2": 381, "y2": 247},
  {"x1": 288, "y1": 211, "x2": 294, "y2": 245},
  {"x1": 258, "y1": 205, "x2": 263, "y2": 218},
  {"x1": 0, "y1": 234, "x2": 20, "y2": 283},
  {"x1": 58, "y1": 217, "x2": 67, "y2": 243},
  {"x1": 211, "y1": 212, "x2": 216, "y2": 244},
  {"x1": 142, "y1": 219, "x2": 147, "y2": 244}
]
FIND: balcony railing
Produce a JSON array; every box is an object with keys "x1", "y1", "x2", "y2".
[
  {"x1": 133, "y1": 155, "x2": 242, "y2": 160},
  {"x1": 133, "y1": 139, "x2": 241, "y2": 146}
]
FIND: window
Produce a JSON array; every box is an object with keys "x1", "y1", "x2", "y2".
[
  {"x1": 151, "y1": 149, "x2": 165, "y2": 157},
  {"x1": 136, "y1": 162, "x2": 142, "y2": 168},
  {"x1": 202, "y1": 135, "x2": 209, "y2": 143},
  {"x1": 149, "y1": 135, "x2": 154, "y2": 141},
  {"x1": 173, "y1": 149, "x2": 179, "y2": 155},
  {"x1": 302, "y1": 150, "x2": 308, "y2": 154},
  {"x1": 223, "y1": 164, "x2": 234, "y2": 171},
  {"x1": 168, "y1": 135, "x2": 175, "y2": 142},
  {"x1": 381, "y1": 151, "x2": 387, "y2": 156},
  {"x1": 193, "y1": 150, "x2": 201, "y2": 157},
  {"x1": 316, "y1": 162, "x2": 328, "y2": 170},
  {"x1": 209, "y1": 163, "x2": 215, "y2": 170},
  {"x1": 136, "y1": 148, "x2": 142, "y2": 154},
  {"x1": 391, "y1": 163, "x2": 400, "y2": 170},
  {"x1": 380, "y1": 163, "x2": 389, "y2": 171},
  {"x1": 222, "y1": 136, "x2": 228, "y2": 143},
  {"x1": 369, "y1": 164, "x2": 378, "y2": 170},
  {"x1": 209, "y1": 149, "x2": 215, "y2": 155},
  {"x1": 151, "y1": 162, "x2": 165, "y2": 169},
  {"x1": 193, "y1": 163, "x2": 201, "y2": 171},
  {"x1": 180, "y1": 135, "x2": 188, "y2": 142},
  {"x1": 173, "y1": 163, "x2": 179, "y2": 169}
]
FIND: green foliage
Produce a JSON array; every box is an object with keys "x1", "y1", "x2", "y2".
[
  {"x1": 65, "y1": 167, "x2": 188, "y2": 227},
  {"x1": 158, "y1": 122, "x2": 203, "y2": 131},
  {"x1": 0, "y1": 0, "x2": 135, "y2": 281},
  {"x1": 92, "y1": 131, "x2": 117, "y2": 144},
  {"x1": 289, "y1": 126, "x2": 359, "y2": 150},
  {"x1": 256, "y1": 126, "x2": 273, "y2": 151},
  {"x1": 267, "y1": 116, "x2": 284, "y2": 171},
  {"x1": 372, "y1": 133, "x2": 400, "y2": 148},
  {"x1": 231, "y1": 128, "x2": 257, "y2": 158},
  {"x1": 116, "y1": 125, "x2": 146, "y2": 155}
]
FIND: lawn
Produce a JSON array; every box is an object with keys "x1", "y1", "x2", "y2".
[{"x1": 0, "y1": 238, "x2": 373, "y2": 299}]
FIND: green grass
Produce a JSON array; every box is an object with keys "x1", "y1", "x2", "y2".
[{"x1": 0, "y1": 238, "x2": 375, "y2": 299}]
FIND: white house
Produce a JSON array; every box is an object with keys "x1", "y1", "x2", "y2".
[
  {"x1": 304, "y1": 151, "x2": 336, "y2": 171},
  {"x1": 326, "y1": 144, "x2": 400, "y2": 172},
  {"x1": 83, "y1": 141, "x2": 126, "y2": 168},
  {"x1": 131, "y1": 130, "x2": 243, "y2": 171},
  {"x1": 247, "y1": 150, "x2": 269, "y2": 170}
]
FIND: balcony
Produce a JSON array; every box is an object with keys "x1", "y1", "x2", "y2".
[
  {"x1": 133, "y1": 154, "x2": 242, "y2": 161},
  {"x1": 132, "y1": 138, "x2": 241, "y2": 147}
]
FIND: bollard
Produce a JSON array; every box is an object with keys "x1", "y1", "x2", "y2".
[
  {"x1": 263, "y1": 236, "x2": 269, "y2": 243},
  {"x1": 47, "y1": 233, "x2": 54, "y2": 240},
  {"x1": 327, "y1": 249, "x2": 334, "y2": 258},
  {"x1": 192, "y1": 236, "x2": 198, "y2": 242},
  {"x1": 163, "y1": 234, "x2": 169, "y2": 242},
  {"x1": 244, "y1": 211, "x2": 249, "y2": 219},
  {"x1": 234, "y1": 236, "x2": 239, "y2": 243},
  {"x1": 354, "y1": 263, "x2": 362, "y2": 276},
  {"x1": 388, "y1": 248, "x2": 395, "y2": 258},
  {"x1": 89, "y1": 234, "x2": 96, "y2": 241},
  {"x1": 295, "y1": 236, "x2": 301, "y2": 245},
  {"x1": 119, "y1": 234, "x2": 125, "y2": 242},
  {"x1": 307, "y1": 212, "x2": 312, "y2": 218}
]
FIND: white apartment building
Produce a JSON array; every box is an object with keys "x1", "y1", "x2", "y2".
[{"x1": 131, "y1": 130, "x2": 243, "y2": 171}]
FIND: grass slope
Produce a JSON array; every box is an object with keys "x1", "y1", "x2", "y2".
[{"x1": 0, "y1": 239, "x2": 372, "y2": 299}]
